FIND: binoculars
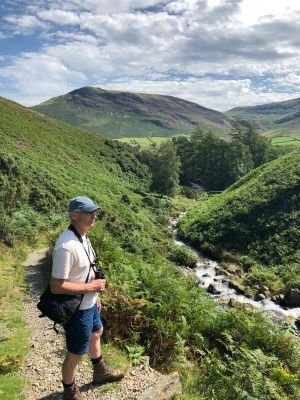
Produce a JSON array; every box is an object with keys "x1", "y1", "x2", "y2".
[
  {"x1": 91, "y1": 258, "x2": 105, "y2": 279},
  {"x1": 94, "y1": 268, "x2": 105, "y2": 279}
]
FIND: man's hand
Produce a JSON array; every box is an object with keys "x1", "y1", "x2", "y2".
[
  {"x1": 96, "y1": 296, "x2": 101, "y2": 311},
  {"x1": 90, "y1": 279, "x2": 106, "y2": 292}
]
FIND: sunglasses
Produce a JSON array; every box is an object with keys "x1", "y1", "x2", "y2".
[{"x1": 75, "y1": 210, "x2": 100, "y2": 216}]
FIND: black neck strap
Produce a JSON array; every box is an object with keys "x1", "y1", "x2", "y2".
[
  {"x1": 68, "y1": 224, "x2": 96, "y2": 269},
  {"x1": 68, "y1": 224, "x2": 83, "y2": 242}
]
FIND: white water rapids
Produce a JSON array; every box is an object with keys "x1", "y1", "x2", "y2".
[{"x1": 169, "y1": 213, "x2": 300, "y2": 323}]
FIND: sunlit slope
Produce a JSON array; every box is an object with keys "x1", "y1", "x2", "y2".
[
  {"x1": 227, "y1": 97, "x2": 300, "y2": 138},
  {"x1": 31, "y1": 86, "x2": 233, "y2": 139},
  {"x1": 0, "y1": 96, "x2": 153, "y2": 243},
  {"x1": 178, "y1": 149, "x2": 300, "y2": 265}
]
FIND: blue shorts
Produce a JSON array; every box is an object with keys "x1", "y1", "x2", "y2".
[{"x1": 64, "y1": 303, "x2": 103, "y2": 355}]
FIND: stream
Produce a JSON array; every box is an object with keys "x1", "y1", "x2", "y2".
[{"x1": 169, "y1": 213, "x2": 300, "y2": 324}]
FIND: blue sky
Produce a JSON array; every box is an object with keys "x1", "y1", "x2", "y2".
[{"x1": 1, "y1": 0, "x2": 300, "y2": 111}]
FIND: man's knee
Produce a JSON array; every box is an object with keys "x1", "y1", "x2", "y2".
[
  {"x1": 92, "y1": 327, "x2": 103, "y2": 339},
  {"x1": 64, "y1": 352, "x2": 82, "y2": 367}
]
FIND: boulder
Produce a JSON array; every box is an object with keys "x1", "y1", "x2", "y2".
[
  {"x1": 207, "y1": 283, "x2": 221, "y2": 295},
  {"x1": 138, "y1": 372, "x2": 182, "y2": 400},
  {"x1": 255, "y1": 293, "x2": 266, "y2": 301},
  {"x1": 228, "y1": 281, "x2": 246, "y2": 295},
  {"x1": 215, "y1": 268, "x2": 230, "y2": 277},
  {"x1": 277, "y1": 294, "x2": 285, "y2": 302},
  {"x1": 271, "y1": 294, "x2": 284, "y2": 303},
  {"x1": 284, "y1": 288, "x2": 300, "y2": 307},
  {"x1": 261, "y1": 285, "x2": 269, "y2": 293}
]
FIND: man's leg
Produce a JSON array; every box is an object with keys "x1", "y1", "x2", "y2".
[
  {"x1": 62, "y1": 307, "x2": 94, "y2": 399},
  {"x1": 62, "y1": 352, "x2": 83, "y2": 384},
  {"x1": 89, "y1": 309, "x2": 124, "y2": 385},
  {"x1": 89, "y1": 327, "x2": 103, "y2": 358}
]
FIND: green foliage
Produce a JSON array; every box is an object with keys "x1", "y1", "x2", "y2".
[
  {"x1": 244, "y1": 265, "x2": 285, "y2": 293},
  {"x1": 172, "y1": 126, "x2": 292, "y2": 191},
  {"x1": 0, "y1": 150, "x2": 67, "y2": 245},
  {"x1": 102, "y1": 139, "x2": 151, "y2": 183},
  {"x1": 168, "y1": 244, "x2": 198, "y2": 268},
  {"x1": 125, "y1": 344, "x2": 145, "y2": 366},
  {"x1": 143, "y1": 141, "x2": 181, "y2": 196}
]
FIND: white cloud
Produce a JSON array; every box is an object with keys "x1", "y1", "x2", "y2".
[
  {"x1": 37, "y1": 9, "x2": 81, "y2": 25},
  {"x1": 0, "y1": 53, "x2": 86, "y2": 105},
  {"x1": 3, "y1": 14, "x2": 48, "y2": 34},
  {"x1": 48, "y1": 31, "x2": 98, "y2": 44},
  {"x1": 236, "y1": 0, "x2": 300, "y2": 26},
  {"x1": 1, "y1": 0, "x2": 300, "y2": 110}
]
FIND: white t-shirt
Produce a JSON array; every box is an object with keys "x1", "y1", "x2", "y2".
[{"x1": 51, "y1": 228, "x2": 97, "y2": 310}]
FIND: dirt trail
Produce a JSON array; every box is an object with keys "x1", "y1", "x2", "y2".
[{"x1": 21, "y1": 248, "x2": 162, "y2": 400}]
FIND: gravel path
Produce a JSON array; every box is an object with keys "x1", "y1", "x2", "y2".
[{"x1": 21, "y1": 249, "x2": 163, "y2": 400}]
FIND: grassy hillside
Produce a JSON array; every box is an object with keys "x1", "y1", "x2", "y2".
[
  {"x1": 0, "y1": 97, "x2": 158, "y2": 247},
  {"x1": 31, "y1": 86, "x2": 232, "y2": 139},
  {"x1": 1, "y1": 96, "x2": 299, "y2": 400},
  {"x1": 178, "y1": 149, "x2": 300, "y2": 289},
  {"x1": 0, "y1": 95, "x2": 172, "y2": 397},
  {"x1": 226, "y1": 97, "x2": 300, "y2": 138}
]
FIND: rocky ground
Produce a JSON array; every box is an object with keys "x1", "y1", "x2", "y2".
[{"x1": 21, "y1": 249, "x2": 180, "y2": 400}]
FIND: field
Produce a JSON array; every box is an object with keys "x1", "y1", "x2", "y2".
[
  {"x1": 116, "y1": 136, "x2": 171, "y2": 147},
  {"x1": 118, "y1": 134, "x2": 300, "y2": 149},
  {"x1": 271, "y1": 136, "x2": 300, "y2": 146}
]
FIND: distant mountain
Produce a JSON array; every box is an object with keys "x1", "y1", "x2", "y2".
[
  {"x1": 31, "y1": 86, "x2": 233, "y2": 139},
  {"x1": 226, "y1": 97, "x2": 300, "y2": 138}
]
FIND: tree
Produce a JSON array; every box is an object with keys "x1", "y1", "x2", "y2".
[
  {"x1": 189, "y1": 129, "x2": 229, "y2": 190},
  {"x1": 172, "y1": 136, "x2": 194, "y2": 184},
  {"x1": 230, "y1": 123, "x2": 273, "y2": 167},
  {"x1": 150, "y1": 141, "x2": 181, "y2": 196},
  {"x1": 226, "y1": 140, "x2": 253, "y2": 184}
]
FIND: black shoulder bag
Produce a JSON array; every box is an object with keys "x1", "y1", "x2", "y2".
[{"x1": 37, "y1": 225, "x2": 95, "y2": 328}]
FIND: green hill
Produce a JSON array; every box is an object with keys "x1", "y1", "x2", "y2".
[
  {"x1": 178, "y1": 149, "x2": 300, "y2": 268},
  {"x1": 31, "y1": 86, "x2": 233, "y2": 139},
  {"x1": 226, "y1": 97, "x2": 300, "y2": 138},
  {"x1": 0, "y1": 96, "x2": 156, "y2": 247}
]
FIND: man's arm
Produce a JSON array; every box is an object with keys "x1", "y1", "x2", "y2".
[{"x1": 50, "y1": 277, "x2": 106, "y2": 295}]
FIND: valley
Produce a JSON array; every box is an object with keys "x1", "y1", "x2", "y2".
[{"x1": 0, "y1": 95, "x2": 299, "y2": 400}]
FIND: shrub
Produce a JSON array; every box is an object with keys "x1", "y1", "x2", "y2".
[{"x1": 168, "y1": 245, "x2": 198, "y2": 268}]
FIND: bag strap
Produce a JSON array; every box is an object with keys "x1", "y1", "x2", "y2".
[{"x1": 68, "y1": 224, "x2": 96, "y2": 271}]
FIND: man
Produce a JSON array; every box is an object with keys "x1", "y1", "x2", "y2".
[{"x1": 50, "y1": 196, "x2": 124, "y2": 400}]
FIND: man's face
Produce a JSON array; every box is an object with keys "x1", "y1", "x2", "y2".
[{"x1": 72, "y1": 210, "x2": 98, "y2": 232}]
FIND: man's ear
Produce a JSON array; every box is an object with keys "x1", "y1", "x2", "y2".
[{"x1": 69, "y1": 211, "x2": 78, "y2": 222}]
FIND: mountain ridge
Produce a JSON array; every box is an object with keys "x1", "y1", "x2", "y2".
[
  {"x1": 31, "y1": 87, "x2": 300, "y2": 139},
  {"x1": 227, "y1": 96, "x2": 300, "y2": 137},
  {"x1": 31, "y1": 86, "x2": 233, "y2": 139}
]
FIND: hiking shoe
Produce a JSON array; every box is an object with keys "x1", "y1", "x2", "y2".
[
  {"x1": 63, "y1": 382, "x2": 84, "y2": 400},
  {"x1": 93, "y1": 357, "x2": 125, "y2": 385}
]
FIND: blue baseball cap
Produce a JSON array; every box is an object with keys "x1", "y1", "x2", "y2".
[{"x1": 69, "y1": 196, "x2": 100, "y2": 213}]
